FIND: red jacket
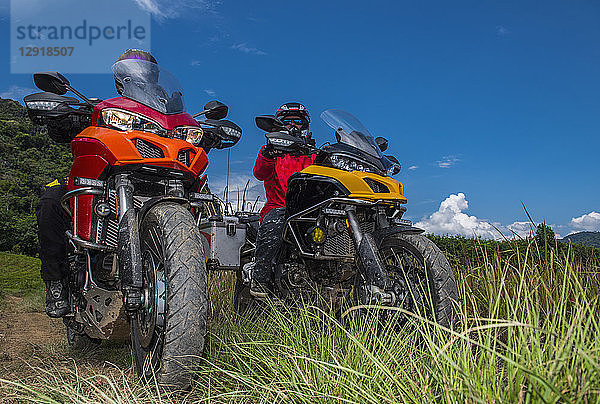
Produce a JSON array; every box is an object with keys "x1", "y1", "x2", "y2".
[{"x1": 253, "y1": 145, "x2": 316, "y2": 221}]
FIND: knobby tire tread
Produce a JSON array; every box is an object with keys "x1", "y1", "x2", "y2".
[{"x1": 136, "y1": 203, "x2": 208, "y2": 389}]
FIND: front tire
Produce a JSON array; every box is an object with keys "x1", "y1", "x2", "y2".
[
  {"x1": 363, "y1": 233, "x2": 458, "y2": 328},
  {"x1": 131, "y1": 203, "x2": 208, "y2": 389}
]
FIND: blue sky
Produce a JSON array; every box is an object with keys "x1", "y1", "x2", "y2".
[{"x1": 1, "y1": 0, "x2": 599, "y2": 237}]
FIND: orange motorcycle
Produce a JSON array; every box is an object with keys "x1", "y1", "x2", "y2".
[{"x1": 24, "y1": 58, "x2": 241, "y2": 388}]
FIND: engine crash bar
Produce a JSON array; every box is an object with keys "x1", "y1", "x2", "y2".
[{"x1": 60, "y1": 187, "x2": 115, "y2": 252}]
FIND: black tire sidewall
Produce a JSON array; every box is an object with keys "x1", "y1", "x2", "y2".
[
  {"x1": 131, "y1": 202, "x2": 208, "y2": 389},
  {"x1": 379, "y1": 233, "x2": 458, "y2": 328}
]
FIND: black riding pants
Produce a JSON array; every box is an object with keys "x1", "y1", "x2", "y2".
[
  {"x1": 36, "y1": 183, "x2": 70, "y2": 281},
  {"x1": 253, "y1": 207, "x2": 286, "y2": 285}
]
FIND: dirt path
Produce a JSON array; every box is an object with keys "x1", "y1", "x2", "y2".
[
  {"x1": 0, "y1": 296, "x2": 62, "y2": 361},
  {"x1": 0, "y1": 296, "x2": 131, "y2": 381},
  {"x1": 0, "y1": 296, "x2": 66, "y2": 379}
]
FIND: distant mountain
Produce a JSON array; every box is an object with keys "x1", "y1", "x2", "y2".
[{"x1": 560, "y1": 232, "x2": 600, "y2": 248}]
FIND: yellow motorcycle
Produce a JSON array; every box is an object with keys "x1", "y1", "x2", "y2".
[{"x1": 236, "y1": 109, "x2": 458, "y2": 326}]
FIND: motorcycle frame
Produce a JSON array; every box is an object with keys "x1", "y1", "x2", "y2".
[{"x1": 283, "y1": 197, "x2": 381, "y2": 261}]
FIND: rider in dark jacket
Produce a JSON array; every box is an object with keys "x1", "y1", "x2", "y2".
[
  {"x1": 250, "y1": 102, "x2": 317, "y2": 297},
  {"x1": 37, "y1": 49, "x2": 158, "y2": 317}
]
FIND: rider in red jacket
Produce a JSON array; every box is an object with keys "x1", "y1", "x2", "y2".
[
  {"x1": 250, "y1": 102, "x2": 316, "y2": 297},
  {"x1": 254, "y1": 146, "x2": 315, "y2": 221}
]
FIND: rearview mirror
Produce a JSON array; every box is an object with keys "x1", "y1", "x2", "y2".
[
  {"x1": 255, "y1": 115, "x2": 286, "y2": 133},
  {"x1": 33, "y1": 71, "x2": 70, "y2": 95},
  {"x1": 376, "y1": 137, "x2": 388, "y2": 152},
  {"x1": 203, "y1": 100, "x2": 228, "y2": 120}
]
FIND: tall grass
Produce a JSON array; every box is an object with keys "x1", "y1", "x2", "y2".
[{"x1": 1, "y1": 240, "x2": 599, "y2": 402}]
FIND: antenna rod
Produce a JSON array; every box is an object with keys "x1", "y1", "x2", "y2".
[{"x1": 225, "y1": 148, "x2": 230, "y2": 214}]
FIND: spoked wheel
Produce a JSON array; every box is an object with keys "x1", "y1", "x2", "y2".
[
  {"x1": 131, "y1": 203, "x2": 208, "y2": 389},
  {"x1": 356, "y1": 234, "x2": 458, "y2": 328},
  {"x1": 131, "y1": 240, "x2": 167, "y2": 378}
]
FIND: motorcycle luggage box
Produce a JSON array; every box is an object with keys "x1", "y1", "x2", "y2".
[{"x1": 198, "y1": 215, "x2": 246, "y2": 270}]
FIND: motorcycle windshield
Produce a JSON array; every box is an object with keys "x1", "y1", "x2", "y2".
[
  {"x1": 112, "y1": 59, "x2": 185, "y2": 114},
  {"x1": 320, "y1": 109, "x2": 393, "y2": 171}
]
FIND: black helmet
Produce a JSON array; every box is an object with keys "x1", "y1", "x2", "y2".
[
  {"x1": 275, "y1": 102, "x2": 311, "y2": 137},
  {"x1": 114, "y1": 49, "x2": 158, "y2": 95}
]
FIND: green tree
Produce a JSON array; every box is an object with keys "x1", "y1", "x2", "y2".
[
  {"x1": 535, "y1": 223, "x2": 556, "y2": 253},
  {"x1": 0, "y1": 98, "x2": 72, "y2": 255}
]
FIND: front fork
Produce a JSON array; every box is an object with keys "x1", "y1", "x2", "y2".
[
  {"x1": 115, "y1": 174, "x2": 144, "y2": 311},
  {"x1": 346, "y1": 207, "x2": 394, "y2": 306}
]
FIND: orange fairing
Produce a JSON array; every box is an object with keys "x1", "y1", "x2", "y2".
[
  {"x1": 69, "y1": 127, "x2": 208, "y2": 241},
  {"x1": 73, "y1": 126, "x2": 209, "y2": 176}
]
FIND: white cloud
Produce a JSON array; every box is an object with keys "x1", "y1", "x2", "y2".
[
  {"x1": 133, "y1": 0, "x2": 164, "y2": 17},
  {"x1": 0, "y1": 85, "x2": 36, "y2": 103},
  {"x1": 506, "y1": 221, "x2": 535, "y2": 238},
  {"x1": 231, "y1": 43, "x2": 267, "y2": 56},
  {"x1": 209, "y1": 174, "x2": 265, "y2": 213},
  {"x1": 570, "y1": 211, "x2": 600, "y2": 232},
  {"x1": 415, "y1": 193, "x2": 501, "y2": 239},
  {"x1": 414, "y1": 193, "x2": 571, "y2": 240},
  {"x1": 408, "y1": 165, "x2": 418, "y2": 170},
  {"x1": 204, "y1": 89, "x2": 216, "y2": 96},
  {"x1": 496, "y1": 25, "x2": 510, "y2": 36},
  {"x1": 437, "y1": 155, "x2": 460, "y2": 168},
  {"x1": 133, "y1": 0, "x2": 215, "y2": 20},
  {"x1": 190, "y1": 60, "x2": 202, "y2": 66}
]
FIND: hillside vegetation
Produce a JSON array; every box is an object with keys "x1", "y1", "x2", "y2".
[
  {"x1": 0, "y1": 98, "x2": 71, "y2": 256},
  {"x1": 561, "y1": 231, "x2": 600, "y2": 248}
]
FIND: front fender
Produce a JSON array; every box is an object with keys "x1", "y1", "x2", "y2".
[
  {"x1": 372, "y1": 225, "x2": 424, "y2": 245},
  {"x1": 137, "y1": 196, "x2": 190, "y2": 224}
]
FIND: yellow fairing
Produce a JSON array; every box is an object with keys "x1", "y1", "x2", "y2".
[{"x1": 301, "y1": 165, "x2": 407, "y2": 203}]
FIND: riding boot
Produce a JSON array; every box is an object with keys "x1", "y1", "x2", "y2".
[{"x1": 45, "y1": 278, "x2": 70, "y2": 318}]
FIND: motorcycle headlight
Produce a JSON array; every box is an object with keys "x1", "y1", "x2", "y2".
[
  {"x1": 101, "y1": 108, "x2": 165, "y2": 135},
  {"x1": 387, "y1": 163, "x2": 401, "y2": 176},
  {"x1": 330, "y1": 154, "x2": 379, "y2": 174},
  {"x1": 173, "y1": 126, "x2": 203, "y2": 145}
]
